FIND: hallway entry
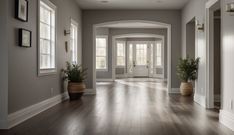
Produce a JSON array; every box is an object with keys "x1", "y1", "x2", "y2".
[{"x1": 117, "y1": 40, "x2": 164, "y2": 78}]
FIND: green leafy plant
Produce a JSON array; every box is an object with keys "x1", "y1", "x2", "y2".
[
  {"x1": 177, "y1": 57, "x2": 200, "y2": 82},
  {"x1": 62, "y1": 62, "x2": 87, "y2": 83}
]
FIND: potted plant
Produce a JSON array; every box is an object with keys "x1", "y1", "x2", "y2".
[
  {"x1": 177, "y1": 57, "x2": 200, "y2": 96},
  {"x1": 62, "y1": 62, "x2": 87, "y2": 100}
]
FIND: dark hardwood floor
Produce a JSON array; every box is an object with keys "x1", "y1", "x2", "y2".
[{"x1": 0, "y1": 79, "x2": 234, "y2": 135}]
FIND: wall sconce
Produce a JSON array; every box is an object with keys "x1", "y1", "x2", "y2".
[
  {"x1": 65, "y1": 41, "x2": 69, "y2": 53},
  {"x1": 226, "y1": 2, "x2": 234, "y2": 15},
  {"x1": 64, "y1": 30, "x2": 70, "y2": 36},
  {"x1": 195, "y1": 20, "x2": 204, "y2": 31}
]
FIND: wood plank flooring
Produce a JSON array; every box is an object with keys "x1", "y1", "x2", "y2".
[{"x1": 0, "y1": 79, "x2": 234, "y2": 135}]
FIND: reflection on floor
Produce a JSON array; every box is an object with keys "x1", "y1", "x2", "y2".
[
  {"x1": 0, "y1": 79, "x2": 234, "y2": 135},
  {"x1": 115, "y1": 78, "x2": 167, "y2": 91}
]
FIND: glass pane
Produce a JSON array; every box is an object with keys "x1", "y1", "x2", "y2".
[
  {"x1": 96, "y1": 47, "x2": 106, "y2": 56},
  {"x1": 70, "y1": 23, "x2": 78, "y2": 64},
  {"x1": 40, "y1": 6, "x2": 51, "y2": 24},
  {"x1": 40, "y1": 54, "x2": 51, "y2": 69},
  {"x1": 40, "y1": 23, "x2": 50, "y2": 40},
  {"x1": 136, "y1": 44, "x2": 147, "y2": 65},
  {"x1": 117, "y1": 57, "x2": 125, "y2": 66},
  {"x1": 117, "y1": 43, "x2": 125, "y2": 56},
  {"x1": 150, "y1": 44, "x2": 154, "y2": 74},
  {"x1": 40, "y1": 39, "x2": 50, "y2": 54},
  {"x1": 128, "y1": 44, "x2": 133, "y2": 73},
  {"x1": 96, "y1": 56, "x2": 106, "y2": 69},
  {"x1": 96, "y1": 38, "x2": 107, "y2": 48},
  {"x1": 157, "y1": 57, "x2": 162, "y2": 66}
]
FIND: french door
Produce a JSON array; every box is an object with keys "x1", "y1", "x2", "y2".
[{"x1": 126, "y1": 40, "x2": 164, "y2": 78}]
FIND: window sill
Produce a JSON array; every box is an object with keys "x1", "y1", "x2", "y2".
[
  {"x1": 38, "y1": 68, "x2": 57, "y2": 76},
  {"x1": 96, "y1": 69, "x2": 108, "y2": 72}
]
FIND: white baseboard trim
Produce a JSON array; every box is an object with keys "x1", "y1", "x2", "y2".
[
  {"x1": 84, "y1": 89, "x2": 96, "y2": 95},
  {"x1": 214, "y1": 94, "x2": 221, "y2": 102},
  {"x1": 96, "y1": 79, "x2": 114, "y2": 82},
  {"x1": 194, "y1": 94, "x2": 206, "y2": 108},
  {"x1": 170, "y1": 88, "x2": 180, "y2": 94},
  {"x1": 8, "y1": 92, "x2": 69, "y2": 129},
  {"x1": 116, "y1": 74, "x2": 127, "y2": 78},
  {"x1": 220, "y1": 110, "x2": 234, "y2": 131}
]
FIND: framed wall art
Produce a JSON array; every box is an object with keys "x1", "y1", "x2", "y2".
[
  {"x1": 15, "y1": 0, "x2": 28, "y2": 22},
  {"x1": 19, "y1": 28, "x2": 31, "y2": 47}
]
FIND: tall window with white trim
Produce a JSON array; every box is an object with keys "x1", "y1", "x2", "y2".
[
  {"x1": 96, "y1": 36, "x2": 108, "y2": 70},
  {"x1": 116, "y1": 41, "x2": 126, "y2": 66},
  {"x1": 70, "y1": 19, "x2": 78, "y2": 64},
  {"x1": 156, "y1": 41, "x2": 162, "y2": 66},
  {"x1": 39, "y1": 0, "x2": 56, "y2": 74}
]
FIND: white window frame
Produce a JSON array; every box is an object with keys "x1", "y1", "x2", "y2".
[
  {"x1": 38, "y1": 0, "x2": 57, "y2": 76},
  {"x1": 70, "y1": 19, "x2": 78, "y2": 64},
  {"x1": 155, "y1": 40, "x2": 164, "y2": 68},
  {"x1": 116, "y1": 40, "x2": 126, "y2": 67},
  {"x1": 96, "y1": 35, "x2": 108, "y2": 71}
]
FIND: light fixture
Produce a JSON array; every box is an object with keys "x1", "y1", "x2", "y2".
[
  {"x1": 99, "y1": 0, "x2": 109, "y2": 4},
  {"x1": 64, "y1": 30, "x2": 70, "y2": 36},
  {"x1": 195, "y1": 20, "x2": 204, "y2": 31},
  {"x1": 226, "y1": 2, "x2": 234, "y2": 12},
  {"x1": 226, "y1": 2, "x2": 234, "y2": 16}
]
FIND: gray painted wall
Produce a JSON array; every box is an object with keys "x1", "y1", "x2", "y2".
[
  {"x1": 186, "y1": 21, "x2": 195, "y2": 59},
  {"x1": 82, "y1": 10, "x2": 181, "y2": 89},
  {"x1": 0, "y1": 0, "x2": 8, "y2": 128},
  {"x1": 182, "y1": 0, "x2": 207, "y2": 97},
  {"x1": 7, "y1": 0, "x2": 82, "y2": 113},
  {"x1": 221, "y1": 0, "x2": 234, "y2": 113}
]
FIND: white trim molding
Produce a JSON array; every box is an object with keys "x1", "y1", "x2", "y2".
[
  {"x1": 205, "y1": 0, "x2": 220, "y2": 109},
  {"x1": 194, "y1": 94, "x2": 206, "y2": 108},
  {"x1": 84, "y1": 89, "x2": 96, "y2": 95},
  {"x1": 170, "y1": 88, "x2": 180, "y2": 94},
  {"x1": 96, "y1": 79, "x2": 114, "y2": 82},
  {"x1": 8, "y1": 92, "x2": 69, "y2": 129},
  {"x1": 220, "y1": 110, "x2": 234, "y2": 131},
  {"x1": 93, "y1": 20, "x2": 172, "y2": 95}
]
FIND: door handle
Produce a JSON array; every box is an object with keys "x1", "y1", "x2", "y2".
[{"x1": 133, "y1": 61, "x2": 136, "y2": 67}]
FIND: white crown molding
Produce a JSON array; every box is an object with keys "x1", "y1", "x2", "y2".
[
  {"x1": 8, "y1": 92, "x2": 69, "y2": 129},
  {"x1": 220, "y1": 110, "x2": 234, "y2": 131}
]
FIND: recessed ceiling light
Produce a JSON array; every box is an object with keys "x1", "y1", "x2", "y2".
[
  {"x1": 99, "y1": 0, "x2": 109, "y2": 4},
  {"x1": 156, "y1": 0, "x2": 163, "y2": 3}
]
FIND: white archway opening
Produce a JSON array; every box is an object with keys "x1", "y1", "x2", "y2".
[{"x1": 93, "y1": 20, "x2": 172, "y2": 93}]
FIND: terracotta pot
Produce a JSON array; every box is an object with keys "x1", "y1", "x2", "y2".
[
  {"x1": 67, "y1": 82, "x2": 86, "y2": 100},
  {"x1": 180, "y1": 82, "x2": 193, "y2": 96}
]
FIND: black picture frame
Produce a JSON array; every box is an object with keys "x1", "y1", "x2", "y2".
[
  {"x1": 19, "y1": 28, "x2": 31, "y2": 48},
  {"x1": 15, "y1": 0, "x2": 28, "y2": 22}
]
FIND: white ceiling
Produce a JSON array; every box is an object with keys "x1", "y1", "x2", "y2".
[
  {"x1": 76, "y1": 0, "x2": 190, "y2": 10},
  {"x1": 102, "y1": 22, "x2": 166, "y2": 28}
]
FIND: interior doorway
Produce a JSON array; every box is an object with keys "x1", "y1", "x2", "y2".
[{"x1": 206, "y1": 0, "x2": 221, "y2": 109}]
